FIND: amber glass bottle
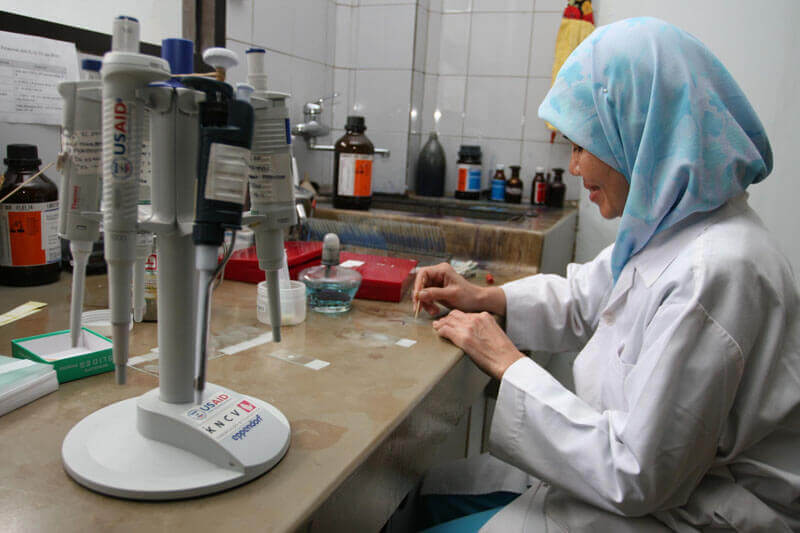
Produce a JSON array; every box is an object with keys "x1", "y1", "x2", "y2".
[
  {"x1": 531, "y1": 166, "x2": 547, "y2": 206},
  {"x1": 333, "y1": 116, "x2": 375, "y2": 210},
  {"x1": 505, "y1": 165, "x2": 523, "y2": 203},
  {"x1": 0, "y1": 144, "x2": 61, "y2": 286},
  {"x1": 546, "y1": 167, "x2": 566, "y2": 208}
]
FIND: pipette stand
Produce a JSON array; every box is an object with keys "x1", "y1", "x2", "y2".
[{"x1": 62, "y1": 39, "x2": 290, "y2": 500}]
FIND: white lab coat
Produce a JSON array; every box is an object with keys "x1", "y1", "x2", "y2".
[{"x1": 423, "y1": 195, "x2": 800, "y2": 531}]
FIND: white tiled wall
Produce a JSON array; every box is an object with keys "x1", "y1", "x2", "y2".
[
  {"x1": 420, "y1": 0, "x2": 575, "y2": 200},
  {"x1": 225, "y1": 0, "x2": 335, "y2": 188},
  {"x1": 226, "y1": 0, "x2": 574, "y2": 199},
  {"x1": 468, "y1": 12, "x2": 532, "y2": 77},
  {"x1": 330, "y1": 2, "x2": 418, "y2": 194}
]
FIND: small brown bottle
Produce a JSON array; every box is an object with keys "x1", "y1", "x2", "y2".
[
  {"x1": 531, "y1": 166, "x2": 547, "y2": 206},
  {"x1": 0, "y1": 144, "x2": 61, "y2": 286},
  {"x1": 333, "y1": 116, "x2": 374, "y2": 210},
  {"x1": 505, "y1": 165, "x2": 523, "y2": 203},
  {"x1": 546, "y1": 167, "x2": 566, "y2": 208}
]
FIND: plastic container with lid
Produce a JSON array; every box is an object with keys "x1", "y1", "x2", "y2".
[
  {"x1": 455, "y1": 145, "x2": 482, "y2": 200},
  {"x1": 0, "y1": 144, "x2": 61, "y2": 286},
  {"x1": 81, "y1": 309, "x2": 134, "y2": 338},
  {"x1": 257, "y1": 280, "x2": 307, "y2": 326},
  {"x1": 333, "y1": 116, "x2": 375, "y2": 210}
]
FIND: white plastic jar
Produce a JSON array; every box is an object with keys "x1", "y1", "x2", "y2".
[{"x1": 257, "y1": 280, "x2": 306, "y2": 326}]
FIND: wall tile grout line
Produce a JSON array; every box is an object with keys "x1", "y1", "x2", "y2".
[
  {"x1": 519, "y1": 6, "x2": 538, "y2": 164},
  {"x1": 405, "y1": 1, "x2": 424, "y2": 192},
  {"x1": 227, "y1": 38, "x2": 333, "y2": 69},
  {"x1": 459, "y1": 7, "x2": 474, "y2": 145},
  {"x1": 249, "y1": 0, "x2": 255, "y2": 47}
]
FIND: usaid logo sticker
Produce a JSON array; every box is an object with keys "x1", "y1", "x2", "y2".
[
  {"x1": 111, "y1": 99, "x2": 133, "y2": 179},
  {"x1": 185, "y1": 393, "x2": 231, "y2": 422}
]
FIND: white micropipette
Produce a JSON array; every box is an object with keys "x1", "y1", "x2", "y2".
[
  {"x1": 57, "y1": 61, "x2": 103, "y2": 348},
  {"x1": 101, "y1": 16, "x2": 170, "y2": 383},
  {"x1": 241, "y1": 48, "x2": 298, "y2": 342}
]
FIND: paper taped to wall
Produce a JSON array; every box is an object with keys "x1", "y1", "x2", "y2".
[{"x1": 0, "y1": 30, "x2": 79, "y2": 125}]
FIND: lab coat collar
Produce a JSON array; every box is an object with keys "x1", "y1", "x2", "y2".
[{"x1": 622, "y1": 194, "x2": 749, "y2": 288}]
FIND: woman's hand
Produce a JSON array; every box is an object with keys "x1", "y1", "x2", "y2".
[
  {"x1": 413, "y1": 263, "x2": 506, "y2": 316},
  {"x1": 433, "y1": 310, "x2": 524, "y2": 380}
]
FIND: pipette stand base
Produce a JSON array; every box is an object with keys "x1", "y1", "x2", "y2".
[{"x1": 62, "y1": 383, "x2": 290, "y2": 500}]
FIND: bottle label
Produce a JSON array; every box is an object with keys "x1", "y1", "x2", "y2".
[
  {"x1": 249, "y1": 152, "x2": 294, "y2": 204},
  {"x1": 505, "y1": 186, "x2": 522, "y2": 196},
  {"x1": 0, "y1": 201, "x2": 61, "y2": 267},
  {"x1": 490, "y1": 179, "x2": 505, "y2": 201},
  {"x1": 144, "y1": 250, "x2": 157, "y2": 299},
  {"x1": 139, "y1": 107, "x2": 152, "y2": 204},
  {"x1": 204, "y1": 143, "x2": 251, "y2": 204},
  {"x1": 62, "y1": 129, "x2": 102, "y2": 176},
  {"x1": 338, "y1": 153, "x2": 373, "y2": 197},
  {"x1": 457, "y1": 164, "x2": 482, "y2": 192},
  {"x1": 534, "y1": 182, "x2": 547, "y2": 204},
  {"x1": 62, "y1": 130, "x2": 103, "y2": 220}
]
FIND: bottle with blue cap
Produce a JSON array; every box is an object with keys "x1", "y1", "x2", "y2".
[{"x1": 490, "y1": 164, "x2": 506, "y2": 201}]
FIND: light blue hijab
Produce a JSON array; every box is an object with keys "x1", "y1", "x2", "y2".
[{"x1": 539, "y1": 17, "x2": 772, "y2": 282}]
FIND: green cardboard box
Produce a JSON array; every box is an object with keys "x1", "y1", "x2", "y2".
[{"x1": 11, "y1": 328, "x2": 114, "y2": 383}]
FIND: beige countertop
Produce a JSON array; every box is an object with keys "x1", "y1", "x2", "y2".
[
  {"x1": 0, "y1": 263, "x2": 530, "y2": 532},
  {"x1": 314, "y1": 200, "x2": 577, "y2": 269}
]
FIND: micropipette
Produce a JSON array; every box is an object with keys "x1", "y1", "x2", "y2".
[
  {"x1": 100, "y1": 16, "x2": 170, "y2": 382},
  {"x1": 57, "y1": 61, "x2": 103, "y2": 347},
  {"x1": 181, "y1": 68, "x2": 254, "y2": 405},
  {"x1": 241, "y1": 48, "x2": 298, "y2": 342}
]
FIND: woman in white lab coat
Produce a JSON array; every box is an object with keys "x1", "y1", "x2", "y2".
[{"x1": 412, "y1": 17, "x2": 800, "y2": 532}]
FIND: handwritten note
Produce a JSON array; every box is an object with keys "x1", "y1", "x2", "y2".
[{"x1": 0, "y1": 31, "x2": 79, "y2": 125}]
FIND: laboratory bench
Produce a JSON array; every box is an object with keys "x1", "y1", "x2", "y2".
[
  {"x1": 0, "y1": 263, "x2": 533, "y2": 532},
  {"x1": 315, "y1": 195, "x2": 578, "y2": 275}
]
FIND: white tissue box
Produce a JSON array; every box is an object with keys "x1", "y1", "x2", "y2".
[{"x1": 11, "y1": 329, "x2": 113, "y2": 383}]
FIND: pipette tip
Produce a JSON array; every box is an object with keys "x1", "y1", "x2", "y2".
[{"x1": 115, "y1": 364, "x2": 127, "y2": 385}]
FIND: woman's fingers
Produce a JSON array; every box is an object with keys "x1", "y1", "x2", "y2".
[
  {"x1": 417, "y1": 285, "x2": 463, "y2": 316},
  {"x1": 433, "y1": 310, "x2": 523, "y2": 380},
  {"x1": 413, "y1": 263, "x2": 456, "y2": 303},
  {"x1": 421, "y1": 300, "x2": 440, "y2": 315},
  {"x1": 412, "y1": 268, "x2": 429, "y2": 300},
  {"x1": 418, "y1": 286, "x2": 454, "y2": 304},
  {"x1": 432, "y1": 321, "x2": 464, "y2": 347},
  {"x1": 414, "y1": 263, "x2": 448, "y2": 291}
]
